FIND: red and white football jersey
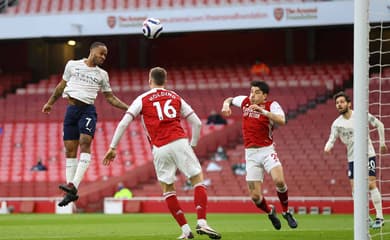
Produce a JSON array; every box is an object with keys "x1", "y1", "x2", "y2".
[
  {"x1": 232, "y1": 96, "x2": 285, "y2": 148},
  {"x1": 127, "y1": 88, "x2": 194, "y2": 147}
]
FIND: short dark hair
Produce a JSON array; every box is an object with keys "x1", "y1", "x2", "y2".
[
  {"x1": 333, "y1": 91, "x2": 351, "y2": 103},
  {"x1": 150, "y1": 67, "x2": 167, "y2": 86},
  {"x1": 90, "y1": 42, "x2": 106, "y2": 50},
  {"x1": 250, "y1": 81, "x2": 269, "y2": 94}
]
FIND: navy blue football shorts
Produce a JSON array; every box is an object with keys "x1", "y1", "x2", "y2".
[
  {"x1": 63, "y1": 104, "x2": 97, "y2": 140},
  {"x1": 348, "y1": 156, "x2": 377, "y2": 179}
]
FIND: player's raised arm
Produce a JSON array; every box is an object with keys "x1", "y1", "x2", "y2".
[
  {"x1": 324, "y1": 123, "x2": 338, "y2": 153},
  {"x1": 257, "y1": 109, "x2": 285, "y2": 126},
  {"x1": 249, "y1": 101, "x2": 286, "y2": 126},
  {"x1": 368, "y1": 113, "x2": 388, "y2": 153},
  {"x1": 221, "y1": 97, "x2": 233, "y2": 117},
  {"x1": 104, "y1": 96, "x2": 142, "y2": 166},
  {"x1": 187, "y1": 113, "x2": 202, "y2": 148},
  {"x1": 181, "y1": 99, "x2": 202, "y2": 147},
  {"x1": 42, "y1": 79, "x2": 67, "y2": 114},
  {"x1": 103, "y1": 91, "x2": 129, "y2": 111},
  {"x1": 103, "y1": 113, "x2": 134, "y2": 166}
]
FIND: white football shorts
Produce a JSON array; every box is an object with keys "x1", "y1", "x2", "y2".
[
  {"x1": 152, "y1": 138, "x2": 202, "y2": 184},
  {"x1": 245, "y1": 144, "x2": 282, "y2": 182}
]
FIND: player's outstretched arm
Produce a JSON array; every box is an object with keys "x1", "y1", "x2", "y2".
[
  {"x1": 369, "y1": 113, "x2": 388, "y2": 154},
  {"x1": 249, "y1": 104, "x2": 286, "y2": 126},
  {"x1": 324, "y1": 145, "x2": 332, "y2": 154},
  {"x1": 324, "y1": 124, "x2": 338, "y2": 153},
  {"x1": 377, "y1": 120, "x2": 388, "y2": 154},
  {"x1": 265, "y1": 111, "x2": 285, "y2": 126},
  {"x1": 187, "y1": 113, "x2": 202, "y2": 147},
  {"x1": 181, "y1": 98, "x2": 202, "y2": 147},
  {"x1": 103, "y1": 91, "x2": 129, "y2": 111},
  {"x1": 324, "y1": 139, "x2": 334, "y2": 154},
  {"x1": 42, "y1": 79, "x2": 67, "y2": 114},
  {"x1": 221, "y1": 97, "x2": 233, "y2": 117},
  {"x1": 104, "y1": 113, "x2": 134, "y2": 166},
  {"x1": 103, "y1": 148, "x2": 116, "y2": 166}
]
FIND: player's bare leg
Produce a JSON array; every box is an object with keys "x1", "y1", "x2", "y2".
[
  {"x1": 248, "y1": 181, "x2": 281, "y2": 230},
  {"x1": 270, "y1": 166, "x2": 297, "y2": 229}
]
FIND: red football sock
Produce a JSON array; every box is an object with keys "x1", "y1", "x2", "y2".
[
  {"x1": 164, "y1": 192, "x2": 187, "y2": 227},
  {"x1": 255, "y1": 197, "x2": 271, "y2": 213},
  {"x1": 277, "y1": 189, "x2": 289, "y2": 213},
  {"x1": 194, "y1": 184, "x2": 207, "y2": 220}
]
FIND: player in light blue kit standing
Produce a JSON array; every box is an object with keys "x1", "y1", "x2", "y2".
[
  {"x1": 42, "y1": 42, "x2": 129, "y2": 206},
  {"x1": 324, "y1": 91, "x2": 387, "y2": 229}
]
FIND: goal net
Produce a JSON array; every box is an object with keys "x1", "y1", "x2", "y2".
[
  {"x1": 356, "y1": 1, "x2": 390, "y2": 239},
  {"x1": 368, "y1": 15, "x2": 390, "y2": 240}
]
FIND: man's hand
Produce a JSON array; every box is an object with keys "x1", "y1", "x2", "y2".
[
  {"x1": 103, "y1": 148, "x2": 116, "y2": 166},
  {"x1": 221, "y1": 103, "x2": 232, "y2": 117},
  {"x1": 324, "y1": 147, "x2": 332, "y2": 154},
  {"x1": 42, "y1": 103, "x2": 53, "y2": 114},
  {"x1": 249, "y1": 104, "x2": 270, "y2": 116},
  {"x1": 248, "y1": 104, "x2": 261, "y2": 111},
  {"x1": 248, "y1": 104, "x2": 263, "y2": 112},
  {"x1": 380, "y1": 145, "x2": 388, "y2": 154}
]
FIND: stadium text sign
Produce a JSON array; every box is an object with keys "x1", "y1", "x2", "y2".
[{"x1": 0, "y1": 1, "x2": 389, "y2": 39}]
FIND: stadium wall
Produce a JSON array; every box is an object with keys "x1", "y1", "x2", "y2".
[{"x1": 3, "y1": 198, "x2": 390, "y2": 214}]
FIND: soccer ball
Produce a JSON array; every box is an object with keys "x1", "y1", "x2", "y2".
[{"x1": 142, "y1": 18, "x2": 163, "y2": 39}]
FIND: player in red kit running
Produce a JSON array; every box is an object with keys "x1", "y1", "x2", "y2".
[
  {"x1": 103, "y1": 67, "x2": 221, "y2": 240},
  {"x1": 221, "y1": 81, "x2": 297, "y2": 230}
]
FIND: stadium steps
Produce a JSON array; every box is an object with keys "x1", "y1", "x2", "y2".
[{"x1": 0, "y1": 72, "x2": 31, "y2": 98}]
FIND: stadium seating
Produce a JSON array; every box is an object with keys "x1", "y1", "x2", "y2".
[
  {"x1": 0, "y1": 72, "x2": 31, "y2": 97},
  {"x1": 132, "y1": 74, "x2": 390, "y2": 198},
  {"x1": 164, "y1": 92, "x2": 389, "y2": 198},
  {"x1": 0, "y1": 119, "x2": 233, "y2": 183},
  {"x1": 8, "y1": 62, "x2": 351, "y2": 122},
  {"x1": 0, "y1": 62, "x2": 358, "y2": 212},
  {"x1": 18, "y1": 63, "x2": 351, "y2": 95}
]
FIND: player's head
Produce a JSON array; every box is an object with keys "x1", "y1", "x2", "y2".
[
  {"x1": 149, "y1": 67, "x2": 167, "y2": 87},
  {"x1": 250, "y1": 81, "x2": 269, "y2": 104},
  {"x1": 89, "y1": 42, "x2": 107, "y2": 66},
  {"x1": 333, "y1": 91, "x2": 351, "y2": 115}
]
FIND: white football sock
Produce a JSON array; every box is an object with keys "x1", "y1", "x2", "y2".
[
  {"x1": 181, "y1": 223, "x2": 191, "y2": 234},
  {"x1": 370, "y1": 188, "x2": 383, "y2": 219},
  {"x1": 72, "y1": 153, "x2": 91, "y2": 189},
  {"x1": 197, "y1": 219, "x2": 207, "y2": 227},
  {"x1": 65, "y1": 158, "x2": 78, "y2": 183}
]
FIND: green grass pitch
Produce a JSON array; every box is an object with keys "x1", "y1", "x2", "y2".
[{"x1": 0, "y1": 213, "x2": 388, "y2": 240}]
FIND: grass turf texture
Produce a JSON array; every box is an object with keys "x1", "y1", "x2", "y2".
[{"x1": 0, "y1": 213, "x2": 387, "y2": 240}]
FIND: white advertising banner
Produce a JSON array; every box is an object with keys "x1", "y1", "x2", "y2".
[{"x1": 0, "y1": 1, "x2": 389, "y2": 40}]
